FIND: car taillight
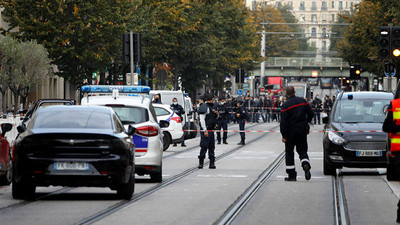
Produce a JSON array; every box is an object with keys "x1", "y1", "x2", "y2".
[
  {"x1": 171, "y1": 117, "x2": 181, "y2": 123},
  {"x1": 136, "y1": 126, "x2": 159, "y2": 137}
]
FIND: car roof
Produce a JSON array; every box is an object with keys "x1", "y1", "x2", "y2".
[
  {"x1": 339, "y1": 91, "x2": 393, "y2": 100},
  {"x1": 37, "y1": 105, "x2": 114, "y2": 113},
  {"x1": 81, "y1": 95, "x2": 151, "y2": 107}
]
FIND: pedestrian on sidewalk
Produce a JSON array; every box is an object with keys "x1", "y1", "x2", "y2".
[
  {"x1": 280, "y1": 86, "x2": 314, "y2": 181},
  {"x1": 197, "y1": 93, "x2": 218, "y2": 169}
]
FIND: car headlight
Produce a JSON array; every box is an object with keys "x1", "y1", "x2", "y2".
[{"x1": 328, "y1": 131, "x2": 345, "y2": 145}]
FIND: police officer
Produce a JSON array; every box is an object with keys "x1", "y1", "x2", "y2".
[
  {"x1": 236, "y1": 100, "x2": 248, "y2": 145},
  {"x1": 280, "y1": 86, "x2": 314, "y2": 181},
  {"x1": 382, "y1": 94, "x2": 400, "y2": 223},
  {"x1": 197, "y1": 93, "x2": 218, "y2": 169},
  {"x1": 170, "y1": 98, "x2": 186, "y2": 147},
  {"x1": 216, "y1": 98, "x2": 229, "y2": 144}
]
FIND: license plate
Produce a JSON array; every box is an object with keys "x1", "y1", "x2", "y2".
[
  {"x1": 356, "y1": 150, "x2": 382, "y2": 157},
  {"x1": 54, "y1": 162, "x2": 89, "y2": 170}
]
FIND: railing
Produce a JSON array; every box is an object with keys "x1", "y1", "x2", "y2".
[{"x1": 264, "y1": 57, "x2": 350, "y2": 68}]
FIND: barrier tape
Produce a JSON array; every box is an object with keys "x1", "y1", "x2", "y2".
[{"x1": 180, "y1": 129, "x2": 385, "y2": 133}]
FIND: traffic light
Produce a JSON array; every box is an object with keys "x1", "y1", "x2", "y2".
[
  {"x1": 392, "y1": 27, "x2": 400, "y2": 59},
  {"x1": 350, "y1": 64, "x2": 361, "y2": 79},
  {"x1": 122, "y1": 33, "x2": 142, "y2": 63},
  {"x1": 122, "y1": 34, "x2": 130, "y2": 63},
  {"x1": 379, "y1": 27, "x2": 391, "y2": 59},
  {"x1": 234, "y1": 69, "x2": 244, "y2": 83}
]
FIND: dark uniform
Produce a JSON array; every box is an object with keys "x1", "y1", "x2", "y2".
[
  {"x1": 170, "y1": 102, "x2": 186, "y2": 147},
  {"x1": 280, "y1": 95, "x2": 314, "y2": 181},
  {"x1": 236, "y1": 102, "x2": 248, "y2": 145},
  {"x1": 216, "y1": 103, "x2": 229, "y2": 144},
  {"x1": 198, "y1": 101, "x2": 218, "y2": 169}
]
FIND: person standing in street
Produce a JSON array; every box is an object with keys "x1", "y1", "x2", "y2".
[
  {"x1": 312, "y1": 95, "x2": 322, "y2": 125},
  {"x1": 197, "y1": 93, "x2": 218, "y2": 169},
  {"x1": 324, "y1": 95, "x2": 333, "y2": 116},
  {"x1": 236, "y1": 100, "x2": 248, "y2": 145},
  {"x1": 280, "y1": 86, "x2": 314, "y2": 181},
  {"x1": 170, "y1": 98, "x2": 186, "y2": 147},
  {"x1": 382, "y1": 92, "x2": 400, "y2": 223},
  {"x1": 216, "y1": 98, "x2": 229, "y2": 145}
]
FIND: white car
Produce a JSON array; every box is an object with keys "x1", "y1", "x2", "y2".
[
  {"x1": 153, "y1": 104, "x2": 184, "y2": 151},
  {"x1": 81, "y1": 85, "x2": 168, "y2": 182}
]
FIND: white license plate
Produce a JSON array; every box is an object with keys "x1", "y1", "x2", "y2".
[
  {"x1": 356, "y1": 150, "x2": 382, "y2": 157},
  {"x1": 55, "y1": 162, "x2": 89, "y2": 170}
]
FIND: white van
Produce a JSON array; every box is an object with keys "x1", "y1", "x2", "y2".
[{"x1": 150, "y1": 90, "x2": 197, "y2": 139}]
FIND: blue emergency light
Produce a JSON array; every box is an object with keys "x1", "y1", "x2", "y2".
[{"x1": 81, "y1": 85, "x2": 150, "y2": 94}]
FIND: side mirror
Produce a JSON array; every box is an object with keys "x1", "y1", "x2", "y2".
[
  {"x1": 159, "y1": 120, "x2": 170, "y2": 128},
  {"x1": 17, "y1": 124, "x2": 26, "y2": 133},
  {"x1": 1, "y1": 123, "x2": 13, "y2": 137},
  {"x1": 322, "y1": 116, "x2": 329, "y2": 124},
  {"x1": 127, "y1": 125, "x2": 136, "y2": 136}
]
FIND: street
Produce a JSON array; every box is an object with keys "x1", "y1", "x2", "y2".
[{"x1": 0, "y1": 122, "x2": 398, "y2": 225}]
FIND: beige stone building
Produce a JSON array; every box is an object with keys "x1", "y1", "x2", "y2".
[{"x1": 245, "y1": 0, "x2": 360, "y2": 57}]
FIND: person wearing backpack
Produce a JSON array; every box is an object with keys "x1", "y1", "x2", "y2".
[{"x1": 197, "y1": 93, "x2": 218, "y2": 169}]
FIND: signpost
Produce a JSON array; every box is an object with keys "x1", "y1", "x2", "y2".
[
  {"x1": 237, "y1": 89, "x2": 243, "y2": 96},
  {"x1": 260, "y1": 87, "x2": 265, "y2": 92}
]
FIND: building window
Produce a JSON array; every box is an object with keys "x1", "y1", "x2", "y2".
[
  {"x1": 264, "y1": 0, "x2": 268, "y2": 7},
  {"x1": 300, "y1": 14, "x2": 306, "y2": 22},
  {"x1": 322, "y1": 28, "x2": 327, "y2": 37},
  {"x1": 311, "y1": 28, "x2": 317, "y2": 38},
  {"x1": 311, "y1": 14, "x2": 317, "y2": 22},
  {"x1": 288, "y1": 1, "x2": 293, "y2": 10},
  {"x1": 321, "y1": 1, "x2": 327, "y2": 10},
  {"x1": 311, "y1": 41, "x2": 317, "y2": 48},
  {"x1": 332, "y1": 1, "x2": 335, "y2": 9},
  {"x1": 251, "y1": 0, "x2": 256, "y2": 11},
  {"x1": 322, "y1": 41, "x2": 327, "y2": 51},
  {"x1": 322, "y1": 14, "x2": 327, "y2": 22},
  {"x1": 350, "y1": 2, "x2": 354, "y2": 11},
  {"x1": 300, "y1": 1, "x2": 305, "y2": 10},
  {"x1": 331, "y1": 14, "x2": 335, "y2": 21},
  {"x1": 339, "y1": 1, "x2": 343, "y2": 10},
  {"x1": 312, "y1": 1, "x2": 317, "y2": 10}
]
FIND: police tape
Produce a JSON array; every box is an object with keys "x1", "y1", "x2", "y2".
[{"x1": 179, "y1": 129, "x2": 385, "y2": 133}]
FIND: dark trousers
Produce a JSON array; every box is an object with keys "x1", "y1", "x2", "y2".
[
  {"x1": 216, "y1": 120, "x2": 228, "y2": 142},
  {"x1": 239, "y1": 120, "x2": 245, "y2": 141},
  {"x1": 313, "y1": 112, "x2": 321, "y2": 124},
  {"x1": 285, "y1": 132, "x2": 309, "y2": 175},
  {"x1": 199, "y1": 131, "x2": 215, "y2": 160}
]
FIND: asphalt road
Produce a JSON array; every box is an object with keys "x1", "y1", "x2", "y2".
[{"x1": 0, "y1": 122, "x2": 399, "y2": 225}]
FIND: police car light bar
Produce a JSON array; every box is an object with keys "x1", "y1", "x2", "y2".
[{"x1": 81, "y1": 85, "x2": 150, "y2": 94}]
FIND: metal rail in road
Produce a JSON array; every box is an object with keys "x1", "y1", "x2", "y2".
[{"x1": 333, "y1": 169, "x2": 350, "y2": 225}]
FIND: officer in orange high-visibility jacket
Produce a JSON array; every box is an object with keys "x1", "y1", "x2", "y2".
[{"x1": 382, "y1": 96, "x2": 400, "y2": 223}]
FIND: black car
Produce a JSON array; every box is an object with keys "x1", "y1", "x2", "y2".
[
  {"x1": 323, "y1": 91, "x2": 393, "y2": 175},
  {"x1": 12, "y1": 105, "x2": 136, "y2": 200}
]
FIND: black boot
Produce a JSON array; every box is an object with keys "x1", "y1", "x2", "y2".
[
  {"x1": 284, "y1": 172, "x2": 297, "y2": 181},
  {"x1": 302, "y1": 162, "x2": 311, "y2": 181},
  {"x1": 209, "y1": 159, "x2": 216, "y2": 169},
  {"x1": 237, "y1": 139, "x2": 245, "y2": 145},
  {"x1": 198, "y1": 158, "x2": 204, "y2": 169}
]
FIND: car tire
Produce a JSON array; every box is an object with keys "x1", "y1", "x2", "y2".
[
  {"x1": 190, "y1": 122, "x2": 197, "y2": 139},
  {"x1": 163, "y1": 132, "x2": 172, "y2": 151},
  {"x1": 150, "y1": 166, "x2": 162, "y2": 183},
  {"x1": 12, "y1": 178, "x2": 36, "y2": 200},
  {"x1": 323, "y1": 150, "x2": 336, "y2": 176},
  {"x1": 0, "y1": 154, "x2": 12, "y2": 185},
  {"x1": 117, "y1": 171, "x2": 135, "y2": 200},
  {"x1": 387, "y1": 160, "x2": 400, "y2": 181}
]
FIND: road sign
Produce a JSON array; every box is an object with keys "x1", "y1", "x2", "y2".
[
  {"x1": 385, "y1": 68, "x2": 396, "y2": 77},
  {"x1": 237, "y1": 89, "x2": 243, "y2": 95},
  {"x1": 260, "y1": 87, "x2": 265, "y2": 92}
]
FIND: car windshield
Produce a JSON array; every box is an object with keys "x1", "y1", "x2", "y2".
[
  {"x1": 154, "y1": 107, "x2": 170, "y2": 116},
  {"x1": 333, "y1": 99, "x2": 391, "y2": 123},
  {"x1": 33, "y1": 111, "x2": 113, "y2": 129},
  {"x1": 294, "y1": 85, "x2": 305, "y2": 98},
  {"x1": 110, "y1": 106, "x2": 148, "y2": 124}
]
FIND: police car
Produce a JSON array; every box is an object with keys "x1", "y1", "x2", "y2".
[{"x1": 81, "y1": 85, "x2": 169, "y2": 182}]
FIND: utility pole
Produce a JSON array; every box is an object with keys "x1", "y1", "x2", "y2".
[{"x1": 260, "y1": 28, "x2": 266, "y2": 88}]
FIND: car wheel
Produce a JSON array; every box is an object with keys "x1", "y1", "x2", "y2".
[
  {"x1": 150, "y1": 166, "x2": 162, "y2": 183},
  {"x1": 12, "y1": 178, "x2": 36, "y2": 200},
  {"x1": 0, "y1": 155, "x2": 12, "y2": 185},
  {"x1": 323, "y1": 150, "x2": 336, "y2": 176},
  {"x1": 163, "y1": 132, "x2": 172, "y2": 151},
  {"x1": 190, "y1": 122, "x2": 197, "y2": 139},
  {"x1": 116, "y1": 171, "x2": 135, "y2": 200},
  {"x1": 387, "y1": 160, "x2": 400, "y2": 181}
]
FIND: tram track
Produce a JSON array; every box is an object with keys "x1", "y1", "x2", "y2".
[
  {"x1": 333, "y1": 169, "x2": 350, "y2": 225},
  {"x1": 74, "y1": 124, "x2": 280, "y2": 225}
]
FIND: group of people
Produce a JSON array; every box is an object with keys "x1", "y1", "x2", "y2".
[{"x1": 309, "y1": 94, "x2": 336, "y2": 125}]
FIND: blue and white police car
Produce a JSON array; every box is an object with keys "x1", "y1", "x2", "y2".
[{"x1": 81, "y1": 85, "x2": 169, "y2": 182}]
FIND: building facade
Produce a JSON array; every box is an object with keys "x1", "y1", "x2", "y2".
[{"x1": 246, "y1": 0, "x2": 360, "y2": 58}]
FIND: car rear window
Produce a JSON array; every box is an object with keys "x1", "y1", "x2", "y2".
[
  {"x1": 333, "y1": 98, "x2": 391, "y2": 123},
  {"x1": 110, "y1": 106, "x2": 148, "y2": 124},
  {"x1": 154, "y1": 107, "x2": 170, "y2": 116},
  {"x1": 33, "y1": 111, "x2": 113, "y2": 129}
]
